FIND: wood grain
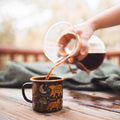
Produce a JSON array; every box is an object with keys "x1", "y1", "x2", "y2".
[{"x1": 0, "y1": 88, "x2": 120, "y2": 120}]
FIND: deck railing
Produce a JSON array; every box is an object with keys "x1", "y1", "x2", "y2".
[
  {"x1": 0, "y1": 46, "x2": 49, "y2": 70},
  {"x1": 106, "y1": 50, "x2": 120, "y2": 66},
  {"x1": 0, "y1": 46, "x2": 120, "y2": 70}
]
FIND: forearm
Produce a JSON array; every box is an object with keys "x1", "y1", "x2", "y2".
[{"x1": 88, "y1": 4, "x2": 120, "y2": 31}]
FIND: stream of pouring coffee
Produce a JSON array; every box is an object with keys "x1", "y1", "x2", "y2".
[
  {"x1": 45, "y1": 31, "x2": 90, "y2": 80},
  {"x1": 45, "y1": 58, "x2": 68, "y2": 80},
  {"x1": 45, "y1": 57, "x2": 89, "y2": 80}
]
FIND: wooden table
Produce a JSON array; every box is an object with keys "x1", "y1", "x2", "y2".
[{"x1": 0, "y1": 88, "x2": 120, "y2": 120}]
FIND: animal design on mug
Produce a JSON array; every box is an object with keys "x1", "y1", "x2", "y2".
[
  {"x1": 49, "y1": 84, "x2": 62, "y2": 97},
  {"x1": 47, "y1": 99, "x2": 61, "y2": 111},
  {"x1": 39, "y1": 84, "x2": 48, "y2": 94}
]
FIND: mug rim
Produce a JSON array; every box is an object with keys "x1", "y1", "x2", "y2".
[{"x1": 30, "y1": 76, "x2": 65, "y2": 82}]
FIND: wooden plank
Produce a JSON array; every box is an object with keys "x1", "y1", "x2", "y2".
[
  {"x1": 0, "y1": 46, "x2": 43, "y2": 55},
  {"x1": 0, "y1": 100, "x2": 104, "y2": 120},
  {"x1": 0, "y1": 90, "x2": 102, "y2": 120},
  {"x1": 63, "y1": 101, "x2": 120, "y2": 120},
  {"x1": 64, "y1": 89, "x2": 120, "y2": 113},
  {"x1": 106, "y1": 50, "x2": 120, "y2": 57},
  {"x1": 0, "y1": 88, "x2": 120, "y2": 120}
]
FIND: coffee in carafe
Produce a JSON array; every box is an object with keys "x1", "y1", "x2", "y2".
[
  {"x1": 44, "y1": 21, "x2": 106, "y2": 78},
  {"x1": 76, "y1": 53, "x2": 105, "y2": 71}
]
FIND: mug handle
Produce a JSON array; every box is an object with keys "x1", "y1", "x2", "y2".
[{"x1": 22, "y1": 82, "x2": 32, "y2": 103}]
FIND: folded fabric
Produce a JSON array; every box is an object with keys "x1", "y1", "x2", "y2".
[{"x1": 0, "y1": 60, "x2": 120, "y2": 95}]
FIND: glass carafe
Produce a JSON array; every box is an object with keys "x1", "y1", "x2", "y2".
[{"x1": 43, "y1": 21, "x2": 105, "y2": 72}]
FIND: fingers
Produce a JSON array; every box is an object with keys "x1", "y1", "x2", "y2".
[
  {"x1": 57, "y1": 24, "x2": 90, "y2": 61},
  {"x1": 75, "y1": 34, "x2": 89, "y2": 61},
  {"x1": 80, "y1": 39, "x2": 88, "y2": 55},
  {"x1": 58, "y1": 32, "x2": 76, "y2": 47},
  {"x1": 76, "y1": 40, "x2": 88, "y2": 61},
  {"x1": 58, "y1": 32, "x2": 76, "y2": 57}
]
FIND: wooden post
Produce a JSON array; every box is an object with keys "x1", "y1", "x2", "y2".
[
  {"x1": 23, "y1": 54, "x2": 28, "y2": 62},
  {"x1": 34, "y1": 54, "x2": 39, "y2": 61},
  {"x1": 0, "y1": 47, "x2": 119, "y2": 71},
  {"x1": 10, "y1": 54, "x2": 15, "y2": 61},
  {"x1": 0, "y1": 54, "x2": 2, "y2": 70},
  {"x1": 118, "y1": 56, "x2": 120, "y2": 66}
]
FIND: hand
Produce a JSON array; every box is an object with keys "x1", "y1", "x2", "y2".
[
  {"x1": 73, "y1": 21, "x2": 94, "y2": 55},
  {"x1": 58, "y1": 21, "x2": 95, "y2": 62}
]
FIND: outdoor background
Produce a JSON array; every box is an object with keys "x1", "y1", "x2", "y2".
[{"x1": 0, "y1": 0, "x2": 120, "y2": 69}]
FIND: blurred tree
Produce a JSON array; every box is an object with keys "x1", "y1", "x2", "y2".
[
  {"x1": 0, "y1": 0, "x2": 119, "y2": 49},
  {"x1": 0, "y1": 19, "x2": 15, "y2": 46}
]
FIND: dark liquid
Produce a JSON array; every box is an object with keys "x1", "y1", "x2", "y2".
[
  {"x1": 34, "y1": 76, "x2": 61, "y2": 80},
  {"x1": 46, "y1": 53, "x2": 105, "y2": 80},
  {"x1": 76, "y1": 53, "x2": 105, "y2": 70}
]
